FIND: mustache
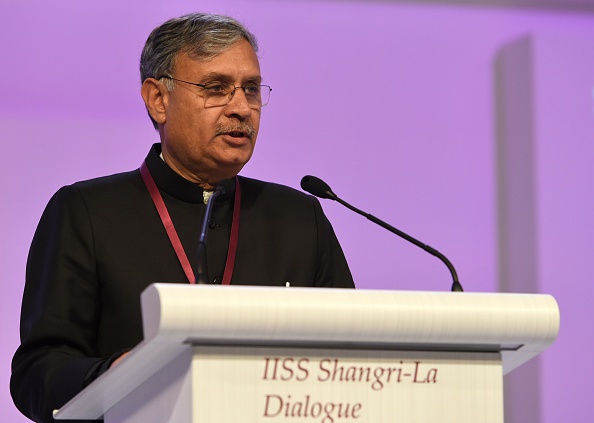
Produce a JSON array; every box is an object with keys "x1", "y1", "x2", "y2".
[{"x1": 216, "y1": 122, "x2": 256, "y2": 139}]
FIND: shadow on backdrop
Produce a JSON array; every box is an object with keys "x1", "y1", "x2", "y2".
[
  {"x1": 495, "y1": 35, "x2": 541, "y2": 423},
  {"x1": 293, "y1": 0, "x2": 594, "y2": 13}
]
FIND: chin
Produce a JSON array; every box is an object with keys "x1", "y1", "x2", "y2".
[{"x1": 225, "y1": 151, "x2": 253, "y2": 166}]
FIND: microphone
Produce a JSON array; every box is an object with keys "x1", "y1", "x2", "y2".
[
  {"x1": 301, "y1": 175, "x2": 463, "y2": 292},
  {"x1": 196, "y1": 179, "x2": 236, "y2": 284},
  {"x1": 212, "y1": 178, "x2": 235, "y2": 203}
]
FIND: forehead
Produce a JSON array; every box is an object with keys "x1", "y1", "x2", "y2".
[{"x1": 174, "y1": 40, "x2": 261, "y2": 80}]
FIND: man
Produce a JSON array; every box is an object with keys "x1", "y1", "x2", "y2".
[{"x1": 11, "y1": 13, "x2": 354, "y2": 423}]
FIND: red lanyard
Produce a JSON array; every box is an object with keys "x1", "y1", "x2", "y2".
[{"x1": 140, "y1": 161, "x2": 241, "y2": 285}]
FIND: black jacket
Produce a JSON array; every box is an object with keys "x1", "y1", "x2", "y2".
[{"x1": 11, "y1": 144, "x2": 354, "y2": 422}]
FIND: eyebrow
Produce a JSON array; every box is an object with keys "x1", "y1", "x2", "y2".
[{"x1": 200, "y1": 72, "x2": 263, "y2": 84}]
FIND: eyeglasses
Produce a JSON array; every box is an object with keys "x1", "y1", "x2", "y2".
[{"x1": 158, "y1": 75, "x2": 272, "y2": 108}]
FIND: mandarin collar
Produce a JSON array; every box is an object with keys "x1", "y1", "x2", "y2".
[{"x1": 144, "y1": 143, "x2": 208, "y2": 204}]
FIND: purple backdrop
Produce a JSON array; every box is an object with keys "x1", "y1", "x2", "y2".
[{"x1": 2, "y1": 1, "x2": 593, "y2": 422}]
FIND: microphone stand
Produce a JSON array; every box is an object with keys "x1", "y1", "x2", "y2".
[
  {"x1": 301, "y1": 175, "x2": 463, "y2": 292},
  {"x1": 334, "y1": 196, "x2": 463, "y2": 292},
  {"x1": 196, "y1": 181, "x2": 233, "y2": 285}
]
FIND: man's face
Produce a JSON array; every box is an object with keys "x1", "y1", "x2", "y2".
[{"x1": 158, "y1": 40, "x2": 262, "y2": 187}]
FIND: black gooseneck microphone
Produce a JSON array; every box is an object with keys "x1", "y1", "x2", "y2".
[
  {"x1": 300, "y1": 175, "x2": 464, "y2": 292},
  {"x1": 196, "y1": 179, "x2": 236, "y2": 285}
]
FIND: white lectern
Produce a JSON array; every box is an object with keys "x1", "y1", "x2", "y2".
[{"x1": 54, "y1": 284, "x2": 559, "y2": 422}]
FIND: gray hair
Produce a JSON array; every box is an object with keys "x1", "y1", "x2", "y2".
[{"x1": 140, "y1": 13, "x2": 259, "y2": 127}]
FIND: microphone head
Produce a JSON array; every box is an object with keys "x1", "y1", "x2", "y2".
[
  {"x1": 300, "y1": 175, "x2": 337, "y2": 200},
  {"x1": 214, "y1": 178, "x2": 236, "y2": 203}
]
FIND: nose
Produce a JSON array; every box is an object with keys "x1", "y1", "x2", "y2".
[{"x1": 224, "y1": 87, "x2": 253, "y2": 119}]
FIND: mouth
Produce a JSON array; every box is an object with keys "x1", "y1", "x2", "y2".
[{"x1": 226, "y1": 130, "x2": 249, "y2": 139}]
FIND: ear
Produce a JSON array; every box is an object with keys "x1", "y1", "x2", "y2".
[{"x1": 141, "y1": 78, "x2": 169, "y2": 125}]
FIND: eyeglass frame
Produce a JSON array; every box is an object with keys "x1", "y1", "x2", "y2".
[{"x1": 156, "y1": 75, "x2": 272, "y2": 108}]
